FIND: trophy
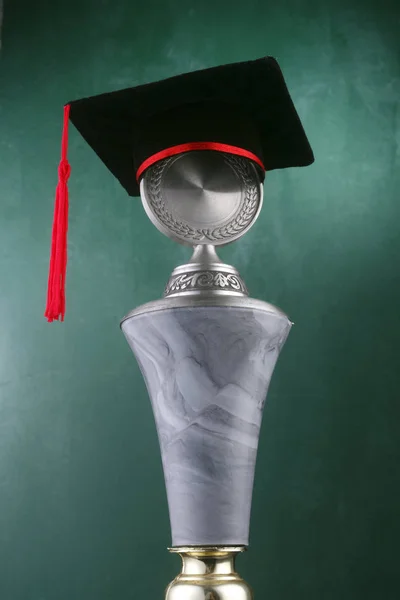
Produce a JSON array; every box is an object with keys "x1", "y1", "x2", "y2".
[{"x1": 122, "y1": 150, "x2": 292, "y2": 600}]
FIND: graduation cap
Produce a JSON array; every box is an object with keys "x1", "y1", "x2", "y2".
[{"x1": 45, "y1": 56, "x2": 314, "y2": 322}]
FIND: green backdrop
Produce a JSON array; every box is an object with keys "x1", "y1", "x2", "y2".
[{"x1": 0, "y1": 0, "x2": 399, "y2": 598}]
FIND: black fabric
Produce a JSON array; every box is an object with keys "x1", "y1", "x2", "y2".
[
  {"x1": 134, "y1": 100, "x2": 265, "y2": 175},
  {"x1": 68, "y1": 56, "x2": 314, "y2": 197}
]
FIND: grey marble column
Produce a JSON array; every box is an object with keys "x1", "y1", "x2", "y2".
[{"x1": 122, "y1": 303, "x2": 291, "y2": 547}]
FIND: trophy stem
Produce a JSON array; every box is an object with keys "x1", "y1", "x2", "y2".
[{"x1": 166, "y1": 546, "x2": 252, "y2": 600}]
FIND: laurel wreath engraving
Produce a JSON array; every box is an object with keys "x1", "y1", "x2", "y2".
[
  {"x1": 164, "y1": 270, "x2": 248, "y2": 297},
  {"x1": 146, "y1": 153, "x2": 259, "y2": 244}
]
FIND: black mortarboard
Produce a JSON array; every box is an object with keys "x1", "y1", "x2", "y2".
[
  {"x1": 68, "y1": 56, "x2": 313, "y2": 197},
  {"x1": 45, "y1": 56, "x2": 314, "y2": 322}
]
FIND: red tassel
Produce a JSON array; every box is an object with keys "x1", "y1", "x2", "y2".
[{"x1": 45, "y1": 104, "x2": 71, "y2": 322}]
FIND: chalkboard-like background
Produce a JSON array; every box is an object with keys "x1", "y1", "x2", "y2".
[{"x1": 0, "y1": 1, "x2": 399, "y2": 598}]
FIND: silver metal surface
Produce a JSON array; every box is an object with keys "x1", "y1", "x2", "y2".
[
  {"x1": 164, "y1": 245, "x2": 248, "y2": 298},
  {"x1": 165, "y1": 546, "x2": 252, "y2": 600},
  {"x1": 164, "y1": 270, "x2": 248, "y2": 298},
  {"x1": 121, "y1": 294, "x2": 291, "y2": 324},
  {"x1": 140, "y1": 151, "x2": 263, "y2": 247}
]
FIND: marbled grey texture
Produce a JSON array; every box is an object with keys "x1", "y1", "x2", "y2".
[{"x1": 122, "y1": 306, "x2": 291, "y2": 547}]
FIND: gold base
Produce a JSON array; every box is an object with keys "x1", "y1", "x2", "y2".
[{"x1": 166, "y1": 546, "x2": 253, "y2": 600}]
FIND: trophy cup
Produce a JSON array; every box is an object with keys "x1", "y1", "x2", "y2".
[{"x1": 121, "y1": 150, "x2": 292, "y2": 600}]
